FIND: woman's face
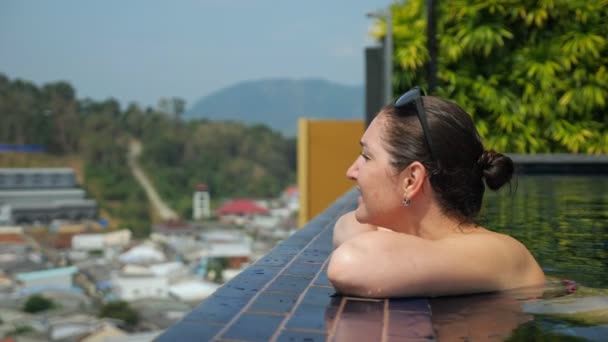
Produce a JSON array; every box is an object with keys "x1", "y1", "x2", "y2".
[{"x1": 346, "y1": 114, "x2": 404, "y2": 227}]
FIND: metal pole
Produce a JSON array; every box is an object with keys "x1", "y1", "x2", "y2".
[{"x1": 385, "y1": 11, "x2": 393, "y2": 104}]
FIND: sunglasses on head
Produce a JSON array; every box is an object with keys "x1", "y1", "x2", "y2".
[{"x1": 394, "y1": 86, "x2": 437, "y2": 161}]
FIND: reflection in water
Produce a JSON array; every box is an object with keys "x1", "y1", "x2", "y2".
[
  {"x1": 481, "y1": 176, "x2": 608, "y2": 288},
  {"x1": 324, "y1": 282, "x2": 608, "y2": 341},
  {"x1": 430, "y1": 288, "x2": 540, "y2": 341}
]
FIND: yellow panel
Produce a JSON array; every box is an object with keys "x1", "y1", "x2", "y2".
[{"x1": 298, "y1": 119, "x2": 365, "y2": 226}]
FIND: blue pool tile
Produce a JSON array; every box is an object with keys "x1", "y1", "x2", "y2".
[
  {"x1": 313, "y1": 269, "x2": 333, "y2": 287},
  {"x1": 255, "y1": 253, "x2": 296, "y2": 267},
  {"x1": 276, "y1": 330, "x2": 328, "y2": 342},
  {"x1": 213, "y1": 280, "x2": 264, "y2": 299},
  {"x1": 283, "y1": 261, "x2": 322, "y2": 277},
  {"x1": 295, "y1": 249, "x2": 329, "y2": 264},
  {"x1": 248, "y1": 291, "x2": 299, "y2": 314},
  {"x1": 186, "y1": 296, "x2": 249, "y2": 323},
  {"x1": 308, "y1": 240, "x2": 333, "y2": 253},
  {"x1": 156, "y1": 321, "x2": 221, "y2": 341},
  {"x1": 267, "y1": 274, "x2": 313, "y2": 294},
  {"x1": 300, "y1": 285, "x2": 339, "y2": 307},
  {"x1": 285, "y1": 304, "x2": 338, "y2": 331},
  {"x1": 221, "y1": 313, "x2": 283, "y2": 342},
  {"x1": 233, "y1": 265, "x2": 282, "y2": 283}
]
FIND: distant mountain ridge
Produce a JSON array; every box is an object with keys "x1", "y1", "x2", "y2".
[{"x1": 185, "y1": 78, "x2": 364, "y2": 135}]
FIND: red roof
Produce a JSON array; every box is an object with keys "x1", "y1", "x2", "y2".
[
  {"x1": 217, "y1": 199, "x2": 269, "y2": 215},
  {"x1": 0, "y1": 234, "x2": 26, "y2": 245}
]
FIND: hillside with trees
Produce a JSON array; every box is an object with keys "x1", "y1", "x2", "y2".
[
  {"x1": 0, "y1": 74, "x2": 296, "y2": 236},
  {"x1": 374, "y1": 0, "x2": 607, "y2": 153}
]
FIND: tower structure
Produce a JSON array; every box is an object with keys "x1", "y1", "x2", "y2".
[{"x1": 193, "y1": 183, "x2": 210, "y2": 220}]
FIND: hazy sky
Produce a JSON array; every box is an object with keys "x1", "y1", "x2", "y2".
[{"x1": 1, "y1": 0, "x2": 392, "y2": 109}]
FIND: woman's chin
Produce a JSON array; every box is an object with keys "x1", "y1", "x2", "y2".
[{"x1": 354, "y1": 209, "x2": 369, "y2": 224}]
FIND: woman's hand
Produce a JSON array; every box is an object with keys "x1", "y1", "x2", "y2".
[{"x1": 332, "y1": 210, "x2": 377, "y2": 249}]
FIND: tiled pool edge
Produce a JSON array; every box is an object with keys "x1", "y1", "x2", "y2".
[{"x1": 156, "y1": 188, "x2": 435, "y2": 341}]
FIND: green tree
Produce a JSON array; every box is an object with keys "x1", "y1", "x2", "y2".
[
  {"x1": 23, "y1": 294, "x2": 55, "y2": 313},
  {"x1": 376, "y1": 0, "x2": 607, "y2": 153},
  {"x1": 99, "y1": 301, "x2": 139, "y2": 327}
]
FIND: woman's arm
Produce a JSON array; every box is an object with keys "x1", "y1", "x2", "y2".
[
  {"x1": 328, "y1": 230, "x2": 544, "y2": 298},
  {"x1": 332, "y1": 211, "x2": 377, "y2": 249}
]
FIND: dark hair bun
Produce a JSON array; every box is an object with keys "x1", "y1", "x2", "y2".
[{"x1": 479, "y1": 150, "x2": 514, "y2": 190}]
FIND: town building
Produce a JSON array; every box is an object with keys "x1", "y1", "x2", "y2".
[
  {"x1": 0, "y1": 168, "x2": 97, "y2": 225},
  {"x1": 15, "y1": 266, "x2": 79, "y2": 295},
  {"x1": 216, "y1": 199, "x2": 269, "y2": 225}
]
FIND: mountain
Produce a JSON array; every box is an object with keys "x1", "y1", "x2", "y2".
[{"x1": 185, "y1": 78, "x2": 364, "y2": 135}]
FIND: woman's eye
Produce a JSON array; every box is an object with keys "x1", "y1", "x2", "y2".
[{"x1": 360, "y1": 152, "x2": 370, "y2": 161}]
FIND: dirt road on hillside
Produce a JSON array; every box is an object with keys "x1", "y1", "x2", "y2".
[{"x1": 128, "y1": 140, "x2": 179, "y2": 221}]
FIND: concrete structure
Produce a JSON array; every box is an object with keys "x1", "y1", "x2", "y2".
[
  {"x1": 0, "y1": 168, "x2": 76, "y2": 189},
  {"x1": 0, "y1": 168, "x2": 97, "y2": 224},
  {"x1": 168, "y1": 280, "x2": 219, "y2": 302},
  {"x1": 72, "y1": 229, "x2": 131, "y2": 251},
  {"x1": 111, "y1": 271, "x2": 169, "y2": 300},
  {"x1": 15, "y1": 266, "x2": 79, "y2": 294},
  {"x1": 192, "y1": 183, "x2": 211, "y2": 220},
  {"x1": 72, "y1": 234, "x2": 104, "y2": 251},
  {"x1": 47, "y1": 315, "x2": 120, "y2": 341},
  {"x1": 153, "y1": 220, "x2": 198, "y2": 236},
  {"x1": 119, "y1": 243, "x2": 166, "y2": 264},
  {"x1": 0, "y1": 204, "x2": 10, "y2": 224},
  {"x1": 201, "y1": 230, "x2": 252, "y2": 268}
]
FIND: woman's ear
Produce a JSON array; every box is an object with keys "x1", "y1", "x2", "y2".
[{"x1": 400, "y1": 161, "x2": 428, "y2": 199}]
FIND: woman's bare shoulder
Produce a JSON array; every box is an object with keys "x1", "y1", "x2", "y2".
[
  {"x1": 329, "y1": 228, "x2": 544, "y2": 297},
  {"x1": 438, "y1": 228, "x2": 545, "y2": 287}
]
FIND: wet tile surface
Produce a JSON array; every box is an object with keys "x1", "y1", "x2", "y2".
[{"x1": 156, "y1": 188, "x2": 436, "y2": 341}]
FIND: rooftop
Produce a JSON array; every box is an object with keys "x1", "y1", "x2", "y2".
[
  {"x1": 16, "y1": 266, "x2": 79, "y2": 281},
  {"x1": 217, "y1": 199, "x2": 270, "y2": 215}
]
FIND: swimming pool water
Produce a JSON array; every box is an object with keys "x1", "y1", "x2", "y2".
[
  {"x1": 480, "y1": 175, "x2": 608, "y2": 288},
  {"x1": 456, "y1": 175, "x2": 608, "y2": 341}
]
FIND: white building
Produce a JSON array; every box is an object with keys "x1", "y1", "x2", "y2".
[
  {"x1": 111, "y1": 272, "x2": 169, "y2": 301},
  {"x1": 168, "y1": 280, "x2": 219, "y2": 302},
  {"x1": 201, "y1": 230, "x2": 252, "y2": 258},
  {"x1": 118, "y1": 243, "x2": 165, "y2": 264},
  {"x1": 72, "y1": 229, "x2": 132, "y2": 251}
]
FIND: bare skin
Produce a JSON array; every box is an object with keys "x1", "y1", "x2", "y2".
[{"x1": 327, "y1": 114, "x2": 545, "y2": 298}]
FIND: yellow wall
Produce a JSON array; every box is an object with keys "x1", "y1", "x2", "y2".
[{"x1": 298, "y1": 119, "x2": 365, "y2": 227}]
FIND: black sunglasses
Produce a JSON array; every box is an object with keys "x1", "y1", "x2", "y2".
[{"x1": 394, "y1": 86, "x2": 437, "y2": 161}]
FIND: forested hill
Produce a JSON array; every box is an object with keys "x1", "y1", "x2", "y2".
[
  {"x1": 0, "y1": 73, "x2": 296, "y2": 236},
  {"x1": 186, "y1": 79, "x2": 364, "y2": 135}
]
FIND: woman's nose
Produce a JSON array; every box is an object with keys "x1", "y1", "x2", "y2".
[{"x1": 346, "y1": 157, "x2": 359, "y2": 180}]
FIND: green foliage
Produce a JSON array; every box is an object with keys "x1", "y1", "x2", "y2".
[
  {"x1": 0, "y1": 73, "x2": 296, "y2": 232},
  {"x1": 377, "y1": 0, "x2": 608, "y2": 153},
  {"x1": 23, "y1": 294, "x2": 55, "y2": 313},
  {"x1": 7, "y1": 325, "x2": 35, "y2": 336},
  {"x1": 140, "y1": 119, "x2": 295, "y2": 218},
  {"x1": 207, "y1": 257, "x2": 229, "y2": 283},
  {"x1": 99, "y1": 301, "x2": 139, "y2": 327},
  {"x1": 84, "y1": 162, "x2": 150, "y2": 238}
]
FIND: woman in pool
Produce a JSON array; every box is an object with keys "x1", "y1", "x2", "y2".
[{"x1": 328, "y1": 87, "x2": 545, "y2": 298}]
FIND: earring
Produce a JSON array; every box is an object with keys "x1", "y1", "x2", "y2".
[{"x1": 402, "y1": 198, "x2": 410, "y2": 207}]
